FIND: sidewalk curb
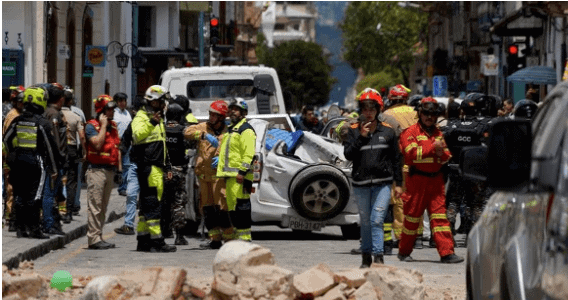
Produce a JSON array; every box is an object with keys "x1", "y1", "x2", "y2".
[{"x1": 2, "y1": 210, "x2": 125, "y2": 270}]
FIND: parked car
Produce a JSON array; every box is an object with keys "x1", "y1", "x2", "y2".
[
  {"x1": 249, "y1": 118, "x2": 360, "y2": 239},
  {"x1": 461, "y1": 81, "x2": 568, "y2": 300}
]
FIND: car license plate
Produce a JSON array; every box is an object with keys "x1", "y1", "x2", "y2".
[{"x1": 289, "y1": 217, "x2": 322, "y2": 231}]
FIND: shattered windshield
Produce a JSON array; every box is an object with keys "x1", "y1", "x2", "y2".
[{"x1": 186, "y1": 79, "x2": 256, "y2": 101}]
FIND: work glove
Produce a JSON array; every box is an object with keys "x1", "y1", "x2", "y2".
[
  {"x1": 204, "y1": 133, "x2": 219, "y2": 148},
  {"x1": 114, "y1": 171, "x2": 123, "y2": 185},
  {"x1": 211, "y1": 156, "x2": 219, "y2": 169}
]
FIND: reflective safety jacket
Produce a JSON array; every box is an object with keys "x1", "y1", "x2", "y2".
[
  {"x1": 184, "y1": 121, "x2": 227, "y2": 180},
  {"x1": 381, "y1": 104, "x2": 418, "y2": 136},
  {"x1": 86, "y1": 119, "x2": 120, "y2": 166},
  {"x1": 217, "y1": 118, "x2": 256, "y2": 179},
  {"x1": 399, "y1": 122, "x2": 451, "y2": 173},
  {"x1": 184, "y1": 113, "x2": 198, "y2": 125},
  {"x1": 131, "y1": 109, "x2": 168, "y2": 169},
  {"x1": 3, "y1": 111, "x2": 59, "y2": 175}
]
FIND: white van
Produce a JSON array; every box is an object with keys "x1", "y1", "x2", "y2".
[{"x1": 159, "y1": 66, "x2": 289, "y2": 124}]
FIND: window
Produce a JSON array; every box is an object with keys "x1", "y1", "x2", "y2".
[
  {"x1": 274, "y1": 23, "x2": 286, "y2": 30},
  {"x1": 186, "y1": 80, "x2": 256, "y2": 101},
  {"x1": 138, "y1": 6, "x2": 154, "y2": 47}
]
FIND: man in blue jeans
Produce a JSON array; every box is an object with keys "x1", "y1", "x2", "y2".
[{"x1": 114, "y1": 101, "x2": 142, "y2": 235}]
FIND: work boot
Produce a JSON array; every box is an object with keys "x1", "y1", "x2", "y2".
[
  {"x1": 29, "y1": 225, "x2": 49, "y2": 239},
  {"x1": 384, "y1": 241, "x2": 393, "y2": 255},
  {"x1": 136, "y1": 235, "x2": 151, "y2": 252},
  {"x1": 61, "y1": 214, "x2": 71, "y2": 224},
  {"x1": 360, "y1": 253, "x2": 372, "y2": 268},
  {"x1": 440, "y1": 254, "x2": 465, "y2": 264},
  {"x1": 397, "y1": 254, "x2": 414, "y2": 262},
  {"x1": 150, "y1": 240, "x2": 177, "y2": 253},
  {"x1": 373, "y1": 254, "x2": 384, "y2": 264},
  {"x1": 16, "y1": 223, "x2": 29, "y2": 238},
  {"x1": 414, "y1": 237, "x2": 423, "y2": 249},
  {"x1": 199, "y1": 240, "x2": 222, "y2": 250},
  {"x1": 429, "y1": 236, "x2": 437, "y2": 248},
  {"x1": 175, "y1": 230, "x2": 188, "y2": 245}
]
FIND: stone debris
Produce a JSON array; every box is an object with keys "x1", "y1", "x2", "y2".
[{"x1": 2, "y1": 243, "x2": 426, "y2": 300}]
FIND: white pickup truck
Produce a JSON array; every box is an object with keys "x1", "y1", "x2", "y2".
[
  {"x1": 159, "y1": 65, "x2": 292, "y2": 128},
  {"x1": 159, "y1": 66, "x2": 359, "y2": 239}
]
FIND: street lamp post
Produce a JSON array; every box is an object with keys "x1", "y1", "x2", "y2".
[{"x1": 107, "y1": 41, "x2": 146, "y2": 74}]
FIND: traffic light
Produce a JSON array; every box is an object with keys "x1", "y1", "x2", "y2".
[
  {"x1": 210, "y1": 16, "x2": 219, "y2": 46},
  {"x1": 507, "y1": 44, "x2": 527, "y2": 75}
]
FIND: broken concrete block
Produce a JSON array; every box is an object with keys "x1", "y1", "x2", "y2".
[
  {"x1": 316, "y1": 282, "x2": 347, "y2": 300},
  {"x1": 2, "y1": 294, "x2": 22, "y2": 300},
  {"x1": 238, "y1": 265, "x2": 294, "y2": 298},
  {"x1": 352, "y1": 281, "x2": 378, "y2": 300},
  {"x1": 366, "y1": 264, "x2": 425, "y2": 300},
  {"x1": 213, "y1": 241, "x2": 265, "y2": 272},
  {"x1": 334, "y1": 269, "x2": 367, "y2": 289},
  {"x1": 3, "y1": 273, "x2": 48, "y2": 299},
  {"x1": 121, "y1": 266, "x2": 162, "y2": 295},
  {"x1": 212, "y1": 271, "x2": 239, "y2": 296},
  {"x1": 151, "y1": 267, "x2": 187, "y2": 300},
  {"x1": 293, "y1": 263, "x2": 336, "y2": 298}
]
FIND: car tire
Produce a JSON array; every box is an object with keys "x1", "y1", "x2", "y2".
[
  {"x1": 289, "y1": 165, "x2": 350, "y2": 221},
  {"x1": 340, "y1": 224, "x2": 360, "y2": 240}
]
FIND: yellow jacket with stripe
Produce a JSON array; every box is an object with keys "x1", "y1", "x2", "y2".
[
  {"x1": 130, "y1": 109, "x2": 169, "y2": 169},
  {"x1": 217, "y1": 118, "x2": 256, "y2": 179}
]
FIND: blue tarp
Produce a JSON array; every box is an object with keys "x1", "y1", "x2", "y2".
[{"x1": 265, "y1": 129, "x2": 304, "y2": 151}]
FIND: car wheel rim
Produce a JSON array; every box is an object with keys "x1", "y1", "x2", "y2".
[{"x1": 302, "y1": 180, "x2": 340, "y2": 213}]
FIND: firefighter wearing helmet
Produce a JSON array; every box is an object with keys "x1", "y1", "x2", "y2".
[
  {"x1": 216, "y1": 98, "x2": 257, "y2": 242},
  {"x1": 343, "y1": 88, "x2": 403, "y2": 267},
  {"x1": 3, "y1": 86, "x2": 58, "y2": 239},
  {"x1": 131, "y1": 85, "x2": 177, "y2": 252},
  {"x1": 184, "y1": 100, "x2": 231, "y2": 249},
  {"x1": 380, "y1": 84, "x2": 422, "y2": 251},
  {"x1": 398, "y1": 97, "x2": 464, "y2": 263}
]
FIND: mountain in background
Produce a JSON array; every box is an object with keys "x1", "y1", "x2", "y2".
[{"x1": 315, "y1": 1, "x2": 356, "y2": 108}]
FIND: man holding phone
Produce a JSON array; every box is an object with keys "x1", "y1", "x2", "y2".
[{"x1": 131, "y1": 85, "x2": 175, "y2": 253}]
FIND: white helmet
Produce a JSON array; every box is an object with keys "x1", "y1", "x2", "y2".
[{"x1": 144, "y1": 85, "x2": 169, "y2": 102}]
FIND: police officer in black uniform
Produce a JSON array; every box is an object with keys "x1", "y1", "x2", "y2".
[
  {"x1": 3, "y1": 86, "x2": 58, "y2": 239},
  {"x1": 442, "y1": 97, "x2": 488, "y2": 245},
  {"x1": 512, "y1": 99, "x2": 538, "y2": 120},
  {"x1": 162, "y1": 103, "x2": 192, "y2": 245}
]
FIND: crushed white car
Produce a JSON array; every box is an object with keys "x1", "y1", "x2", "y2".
[{"x1": 248, "y1": 119, "x2": 359, "y2": 239}]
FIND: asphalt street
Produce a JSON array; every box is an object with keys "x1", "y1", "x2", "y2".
[{"x1": 31, "y1": 217, "x2": 468, "y2": 296}]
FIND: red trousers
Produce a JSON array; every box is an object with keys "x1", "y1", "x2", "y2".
[{"x1": 399, "y1": 173, "x2": 455, "y2": 257}]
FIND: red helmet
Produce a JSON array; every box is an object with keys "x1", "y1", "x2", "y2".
[
  {"x1": 356, "y1": 88, "x2": 384, "y2": 110},
  {"x1": 9, "y1": 85, "x2": 25, "y2": 101},
  {"x1": 93, "y1": 94, "x2": 116, "y2": 114},
  {"x1": 209, "y1": 100, "x2": 229, "y2": 117},
  {"x1": 417, "y1": 97, "x2": 443, "y2": 115},
  {"x1": 388, "y1": 84, "x2": 410, "y2": 100}
]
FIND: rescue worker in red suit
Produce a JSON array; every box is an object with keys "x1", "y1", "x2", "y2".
[{"x1": 397, "y1": 97, "x2": 464, "y2": 263}]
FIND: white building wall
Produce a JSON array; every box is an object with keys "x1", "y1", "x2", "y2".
[{"x1": 156, "y1": 4, "x2": 170, "y2": 48}]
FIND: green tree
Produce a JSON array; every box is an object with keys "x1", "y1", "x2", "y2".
[
  {"x1": 356, "y1": 70, "x2": 402, "y2": 95},
  {"x1": 340, "y1": 2, "x2": 427, "y2": 87},
  {"x1": 256, "y1": 37, "x2": 336, "y2": 111}
]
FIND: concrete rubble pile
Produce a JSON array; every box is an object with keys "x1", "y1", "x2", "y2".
[{"x1": 2, "y1": 241, "x2": 426, "y2": 300}]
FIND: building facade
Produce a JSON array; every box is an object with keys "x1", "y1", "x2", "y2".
[{"x1": 412, "y1": 1, "x2": 567, "y2": 102}]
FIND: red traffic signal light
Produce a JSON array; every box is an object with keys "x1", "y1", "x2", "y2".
[
  {"x1": 210, "y1": 18, "x2": 219, "y2": 27},
  {"x1": 508, "y1": 45, "x2": 518, "y2": 55}
]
